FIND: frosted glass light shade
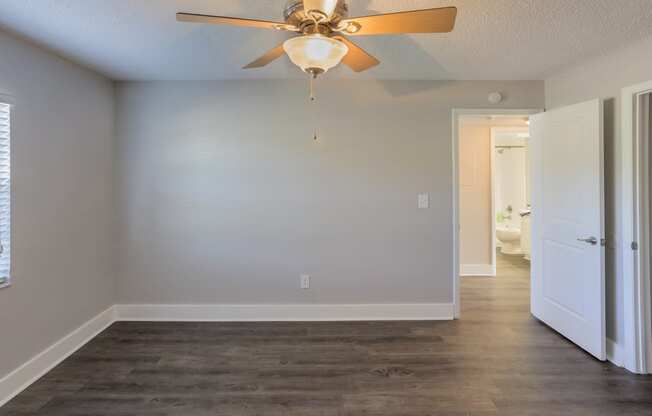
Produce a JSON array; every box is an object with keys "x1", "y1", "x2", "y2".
[
  {"x1": 283, "y1": 35, "x2": 348, "y2": 73},
  {"x1": 303, "y1": 0, "x2": 339, "y2": 18}
]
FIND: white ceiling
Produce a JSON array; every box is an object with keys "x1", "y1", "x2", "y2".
[{"x1": 1, "y1": 0, "x2": 651, "y2": 81}]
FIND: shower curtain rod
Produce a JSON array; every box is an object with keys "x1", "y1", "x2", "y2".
[{"x1": 495, "y1": 145, "x2": 526, "y2": 149}]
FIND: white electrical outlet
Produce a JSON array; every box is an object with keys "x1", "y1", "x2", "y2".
[
  {"x1": 418, "y1": 193, "x2": 430, "y2": 209},
  {"x1": 300, "y1": 274, "x2": 310, "y2": 289}
]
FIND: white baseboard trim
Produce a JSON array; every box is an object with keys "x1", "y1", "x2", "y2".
[
  {"x1": 0, "y1": 306, "x2": 116, "y2": 408},
  {"x1": 606, "y1": 338, "x2": 624, "y2": 367},
  {"x1": 0, "y1": 302, "x2": 453, "y2": 407},
  {"x1": 114, "y1": 303, "x2": 455, "y2": 322},
  {"x1": 461, "y1": 264, "x2": 496, "y2": 277}
]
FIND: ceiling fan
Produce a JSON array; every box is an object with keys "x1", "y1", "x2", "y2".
[{"x1": 177, "y1": 0, "x2": 457, "y2": 78}]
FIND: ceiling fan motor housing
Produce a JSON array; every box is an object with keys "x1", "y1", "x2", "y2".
[{"x1": 284, "y1": 0, "x2": 349, "y2": 34}]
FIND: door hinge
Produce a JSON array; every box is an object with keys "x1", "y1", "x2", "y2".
[{"x1": 631, "y1": 241, "x2": 639, "y2": 251}]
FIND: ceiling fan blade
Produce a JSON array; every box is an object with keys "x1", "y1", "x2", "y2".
[
  {"x1": 338, "y1": 7, "x2": 457, "y2": 36},
  {"x1": 243, "y1": 43, "x2": 287, "y2": 69},
  {"x1": 177, "y1": 13, "x2": 297, "y2": 31},
  {"x1": 333, "y1": 36, "x2": 380, "y2": 72}
]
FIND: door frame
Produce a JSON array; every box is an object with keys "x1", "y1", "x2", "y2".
[
  {"x1": 452, "y1": 108, "x2": 542, "y2": 318},
  {"x1": 490, "y1": 127, "x2": 497, "y2": 271},
  {"x1": 621, "y1": 81, "x2": 652, "y2": 374}
]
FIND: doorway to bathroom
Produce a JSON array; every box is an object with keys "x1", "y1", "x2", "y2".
[
  {"x1": 457, "y1": 115, "x2": 531, "y2": 277},
  {"x1": 454, "y1": 102, "x2": 607, "y2": 360},
  {"x1": 453, "y1": 109, "x2": 540, "y2": 319}
]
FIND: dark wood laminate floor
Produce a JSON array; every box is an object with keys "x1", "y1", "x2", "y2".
[{"x1": 3, "y1": 254, "x2": 652, "y2": 415}]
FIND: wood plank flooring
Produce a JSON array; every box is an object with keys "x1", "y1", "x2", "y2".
[{"x1": 2, "y1": 253, "x2": 652, "y2": 415}]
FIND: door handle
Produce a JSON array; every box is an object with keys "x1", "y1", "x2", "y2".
[{"x1": 577, "y1": 236, "x2": 598, "y2": 245}]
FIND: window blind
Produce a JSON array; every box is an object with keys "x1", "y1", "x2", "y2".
[{"x1": 0, "y1": 103, "x2": 10, "y2": 285}]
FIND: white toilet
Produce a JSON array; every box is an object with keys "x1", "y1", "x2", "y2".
[{"x1": 496, "y1": 226, "x2": 522, "y2": 255}]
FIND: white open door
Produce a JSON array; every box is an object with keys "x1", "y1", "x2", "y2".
[{"x1": 530, "y1": 99, "x2": 606, "y2": 360}]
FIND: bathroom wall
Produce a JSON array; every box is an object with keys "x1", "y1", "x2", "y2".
[{"x1": 458, "y1": 123, "x2": 493, "y2": 270}]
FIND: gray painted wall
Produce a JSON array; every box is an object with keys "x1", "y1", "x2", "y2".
[
  {"x1": 545, "y1": 34, "x2": 652, "y2": 349},
  {"x1": 114, "y1": 80, "x2": 544, "y2": 305},
  {"x1": 0, "y1": 31, "x2": 114, "y2": 377}
]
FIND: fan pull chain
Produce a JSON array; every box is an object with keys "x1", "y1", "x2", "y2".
[
  {"x1": 309, "y1": 75, "x2": 318, "y2": 141},
  {"x1": 309, "y1": 75, "x2": 316, "y2": 102}
]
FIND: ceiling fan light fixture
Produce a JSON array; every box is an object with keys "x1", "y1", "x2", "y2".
[{"x1": 283, "y1": 35, "x2": 348, "y2": 74}]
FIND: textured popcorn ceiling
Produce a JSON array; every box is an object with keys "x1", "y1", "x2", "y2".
[{"x1": 0, "y1": 0, "x2": 651, "y2": 81}]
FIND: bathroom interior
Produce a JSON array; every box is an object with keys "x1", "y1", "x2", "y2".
[
  {"x1": 458, "y1": 115, "x2": 531, "y2": 281},
  {"x1": 494, "y1": 127, "x2": 531, "y2": 262}
]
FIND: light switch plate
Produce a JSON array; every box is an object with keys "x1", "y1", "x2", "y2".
[
  {"x1": 300, "y1": 274, "x2": 310, "y2": 289},
  {"x1": 418, "y1": 193, "x2": 430, "y2": 209}
]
